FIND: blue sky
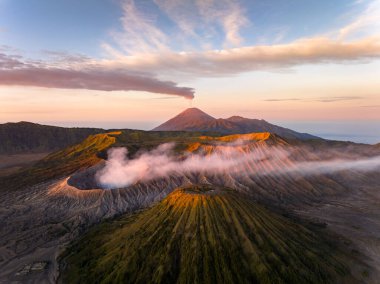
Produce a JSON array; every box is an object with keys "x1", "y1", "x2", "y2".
[
  {"x1": 0, "y1": 0, "x2": 370, "y2": 55},
  {"x1": 0, "y1": 0, "x2": 121, "y2": 57},
  {"x1": 0, "y1": 0, "x2": 379, "y2": 143}
]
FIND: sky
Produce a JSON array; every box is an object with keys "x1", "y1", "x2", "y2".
[{"x1": 0, "y1": 0, "x2": 380, "y2": 143}]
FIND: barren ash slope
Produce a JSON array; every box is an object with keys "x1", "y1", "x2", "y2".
[{"x1": 0, "y1": 109, "x2": 379, "y2": 283}]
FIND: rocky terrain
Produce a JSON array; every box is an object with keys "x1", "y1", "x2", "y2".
[{"x1": 0, "y1": 116, "x2": 379, "y2": 283}]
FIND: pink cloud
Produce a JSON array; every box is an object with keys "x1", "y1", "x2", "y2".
[
  {"x1": 106, "y1": 36, "x2": 380, "y2": 77},
  {"x1": 0, "y1": 52, "x2": 194, "y2": 99}
]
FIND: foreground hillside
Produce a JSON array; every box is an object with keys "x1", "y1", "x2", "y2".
[{"x1": 60, "y1": 186, "x2": 351, "y2": 284}]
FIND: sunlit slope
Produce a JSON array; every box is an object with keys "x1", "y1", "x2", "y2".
[{"x1": 61, "y1": 186, "x2": 351, "y2": 284}]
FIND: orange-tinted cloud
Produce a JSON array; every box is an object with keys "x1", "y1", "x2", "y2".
[
  {"x1": 107, "y1": 36, "x2": 380, "y2": 77},
  {"x1": 264, "y1": 96, "x2": 364, "y2": 103},
  {"x1": 0, "y1": 52, "x2": 194, "y2": 99}
]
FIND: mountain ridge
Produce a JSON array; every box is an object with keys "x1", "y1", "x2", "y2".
[
  {"x1": 153, "y1": 108, "x2": 320, "y2": 140},
  {"x1": 0, "y1": 121, "x2": 104, "y2": 154}
]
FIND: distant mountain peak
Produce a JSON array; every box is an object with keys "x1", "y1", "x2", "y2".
[
  {"x1": 153, "y1": 108, "x2": 320, "y2": 140},
  {"x1": 178, "y1": 108, "x2": 215, "y2": 119},
  {"x1": 153, "y1": 108, "x2": 215, "y2": 131}
]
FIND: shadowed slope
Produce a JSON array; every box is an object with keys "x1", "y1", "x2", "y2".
[
  {"x1": 61, "y1": 186, "x2": 351, "y2": 284},
  {"x1": 0, "y1": 122, "x2": 104, "y2": 154}
]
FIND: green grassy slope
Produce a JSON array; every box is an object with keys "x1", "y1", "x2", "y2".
[{"x1": 61, "y1": 186, "x2": 351, "y2": 284}]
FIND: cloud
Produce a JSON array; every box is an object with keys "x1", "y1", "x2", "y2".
[
  {"x1": 264, "y1": 98, "x2": 302, "y2": 102},
  {"x1": 2, "y1": 1, "x2": 379, "y2": 100},
  {"x1": 0, "y1": 52, "x2": 194, "y2": 99},
  {"x1": 211, "y1": 0, "x2": 249, "y2": 47},
  {"x1": 96, "y1": 142, "x2": 380, "y2": 189},
  {"x1": 111, "y1": 0, "x2": 169, "y2": 54},
  {"x1": 314, "y1": 96, "x2": 363, "y2": 102},
  {"x1": 0, "y1": 53, "x2": 26, "y2": 69},
  {"x1": 110, "y1": 0, "x2": 249, "y2": 54},
  {"x1": 339, "y1": 0, "x2": 380, "y2": 40},
  {"x1": 280, "y1": 155, "x2": 380, "y2": 176},
  {"x1": 264, "y1": 96, "x2": 364, "y2": 103},
  {"x1": 41, "y1": 50, "x2": 92, "y2": 66},
  {"x1": 151, "y1": 96, "x2": 181, "y2": 100},
  {"x1": 0, "y1": 110, "x2": 55, "y2": 114},
  {"x1": 100, "y1": 0, "x2": 380, "y2": 78},
  {"x1": 103, "y1": 36, "x2": 380, "y2": 77},
  {"x1": 153, "y1": 0, "x2": 249, "y2": 46},
  {"x1": 360, "y1": 104, "x2": 380, "y2": 107},
  {"x1": 153, "y1": 0, "x2": 200, "y2": 38},
  {"x1": 96, "y1": 143, "x2": 286, "y2": 188}
]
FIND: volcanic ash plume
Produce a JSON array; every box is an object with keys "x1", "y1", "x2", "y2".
[{"x1": 96, "y1": 142, "x2": 380, "y2": 189}]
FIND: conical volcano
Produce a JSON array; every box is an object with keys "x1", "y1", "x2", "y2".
[
  {"x1": 153, "y1": 108, "x2": 320, "y2": 140},
  {"x1": 61, "y1": 186, "x2": 351, "y2": 284},
  {"x1": 153, "y1": 107, "x2": 215, "y2": 131}
]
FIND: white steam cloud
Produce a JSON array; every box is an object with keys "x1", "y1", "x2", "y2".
[{"x1": 96, "y1": 143, "x2": 380, "y2": 189}]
